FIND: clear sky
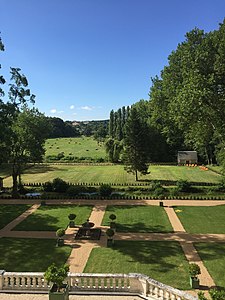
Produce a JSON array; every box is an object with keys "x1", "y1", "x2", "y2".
[{"x1": 1, "y1": 0, "x2": 225, "y2": 121}]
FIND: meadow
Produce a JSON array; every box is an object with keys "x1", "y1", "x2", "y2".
[{"x1": 45, "y1": 137, "x2": 106, "y2": 160}]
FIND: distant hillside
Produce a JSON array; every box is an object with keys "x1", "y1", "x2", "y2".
[{"x1": 47, "y1": 117, "x2": 109, "y2": 138}]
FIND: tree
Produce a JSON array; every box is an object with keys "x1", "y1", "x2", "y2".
[
  {"x1": 149, "y1": 21, "x2": 225, "y2": 167},
  {"x1": 123, "y1": 107, "x2": 149, "y2": 181},
  {"x1": 8, "y1": 108, "x2": 49, "y2": 196}
]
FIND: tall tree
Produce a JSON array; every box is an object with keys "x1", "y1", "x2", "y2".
[
  {"x1": 123, "y1": 107, "x2": 149, "y2": 181},
  {"x1": 8, "y1": 108, "x2": 49, "y2": 195}
]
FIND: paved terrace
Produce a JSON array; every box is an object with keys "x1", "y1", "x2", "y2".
[{"x1": 1, "y1": 198, "x2": 225, "y2": 297}]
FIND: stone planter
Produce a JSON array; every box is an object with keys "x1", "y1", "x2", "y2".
[
  {"x1": 49, "y1": 283, "x2": 69, "y2": 300},
  {"x1": 190, "y1": 276, "x2": 199, "y2": 289},
  {"x1": 69, "y1": 221, "x2": 75, "y2": 228},
  {"x1": 107, "y1": 238, "x2": 114, "y2": 247},
  {"x1": 57, "y1": 238, "x2": 64, "y2": 247}
]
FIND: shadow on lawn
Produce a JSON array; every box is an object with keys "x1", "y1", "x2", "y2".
[
  {"x1": 12, "y1": 213, "x2": 60, "y2": 231},
  {"x1": 22, "y1": 164, "x2": 65, "y2": 175},
  {"x1": 114, "y1": 241, "x2": 183, "y2": 273},
  {"x1": 116, "y1": 222, "x2": 172, "y2": 233},
  {"x1": 195, "y1": 242, "x2": 225, "y2": 262},
  {"x1": 0, "y1": 237, "x2": 71, "y2": 272}
]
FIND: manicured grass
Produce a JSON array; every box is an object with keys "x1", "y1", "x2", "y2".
[
  {"x1": 84, "y1": 241, "x2": 190, "y2": 290},
  {"x1": 174, "y1": 205, "x2": 225, "y2": 233},
  {"x1": 0, "y1": 204, "x2": 31, "y2": 229},
  {"x1": 195, "y1": 242, "x2": 225, "y2": 288},
  {"x1": 13, "y1": 205, "x2": 93, "y2": 231},
  {"x1": 3, "y1": 164, "x2": 221, "y2": 187},
  {"x1": 102, "y1": 205, "x2": 173, "y2": 232},
  {"x1": 0, "y1": 238, "x2": 71, "y2": 272},
  {"x1": 45, "y1": 137, "x2": 106, "y2": 159}
]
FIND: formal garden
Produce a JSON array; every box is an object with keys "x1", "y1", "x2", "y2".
[{"x1": 1, "y1": 200, "x2": 225, "y2": 292}]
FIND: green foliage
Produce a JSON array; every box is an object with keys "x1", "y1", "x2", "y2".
[
  {"x1": 198, "y1": 292, "x2": 207, "y2": 300},
  {"x1": 106, "y1": 228, "x2": 115, "y2": 237},
  {"x1": 56, "y1": 228, "x2": 65, "y2": 238},
  {"x1": 44, "y1": 263, "x2": 69, "y2": 291},
  {"x1": 209, "y1": 288, "x2": 225, "y2": 300},
  {"x1": 43, "y1": 181, "x2": 53, "y2": 192},
  {"x1": 109, "y1": 214, "x2": 116, "y2": 221},
  {"x1": 149, "y1": 21, "x2": 225, "y2": 167},
  {"x1": 176, "y1": 180, "x2": 191, "y2": 192},
  {"x1": 99, "y1": 184, "x2": 112, "y2": 197},
  {"x1": 123, "y1": 107, "x2": 149, "y2": 180},
  {"x1": 68, "y1": 213, "x2": 76, "y2": 221},
  {"x1": 52, "y1": 178, "x2": 68, "y2": 193},
  {"x1": 188, "y1": 263, "x2": 201, "y2": 277},
  {"x1": 151, "y1": 181, "x2": 165, "y2": 198}
]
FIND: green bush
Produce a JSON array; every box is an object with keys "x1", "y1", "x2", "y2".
[
  {"x1": 209, "y1": 288, "x2": 225, "y2": 300},
  {"x1": 176, "y1": 180, "x2": 191, "y2": 192},
  {"x1": 43, "y1": 181, "x2": 53, "y2": 192},
  {"x1": 52, "y1": 178, "x2": 68, "y2": 193},
  {"x1": 99, "y1": 184, "x2": 112, "y2": 197}
]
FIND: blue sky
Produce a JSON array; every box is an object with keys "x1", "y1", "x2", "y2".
[{"x1": 1, "y1": 0, "x2": 225, "y2": 121}]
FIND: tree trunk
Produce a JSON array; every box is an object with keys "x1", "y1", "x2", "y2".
[
  {"x1": 135, "y1": 170, "x2": 138, "y2": 181},
  {"x1": 12, "y1": 163, "x2": 19, "y2": 198}
]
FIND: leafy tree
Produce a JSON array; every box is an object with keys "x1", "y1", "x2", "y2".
[
  {"x1": 8, "y1": 108, "x2": 49, "y2": 196},
  {"x1": 0, "y1": 35, "x2": 49, "y2": 196},
  {"x1": 123, "y1": 107, "x2": 149, "y2": 181}
]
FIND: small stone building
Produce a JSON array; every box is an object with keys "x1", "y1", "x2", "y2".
[{"x1": 177, "y1": 151, "x2": 198, "y2": 164}]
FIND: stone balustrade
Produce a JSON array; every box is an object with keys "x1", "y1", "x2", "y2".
[{"x1": 0, "y1": 270, "x2": 197, "y2": 300}]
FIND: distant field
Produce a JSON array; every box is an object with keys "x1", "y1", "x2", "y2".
[
  {"x1": 45, "y1": 137, "x2": 106, "y2": 159},
  {"x1": 3, "y1": 164, "x2": 221, "y2": 187}
]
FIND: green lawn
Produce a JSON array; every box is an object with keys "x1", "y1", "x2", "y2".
[
  {"x1": 84, "y1": 241, "x2": 190, "y2": 290},
  {"x1": 0, "y1": 204, "x2": 31, "y2": 229},
  {"x1": 174, "y1": 205, "x2": 225, "y2": 233},
  {"x1": 45, "y1": 137, "x2": 106, "y2": 159},
  {"x1": 3, "y1": 164, "x2": 221, "y2": 187},
  {"x1": 195, "y1": 242, "x2": 225, "y2": 288},
  {"x1": 0, "y1": 238, "x2": 71, "y2": 272},
  {"x1": 102, "y1": 205, "x2": 173, "y2": 232},
  {"x1": 13, "y1": 205, "x2": 93, "y2": 231}
]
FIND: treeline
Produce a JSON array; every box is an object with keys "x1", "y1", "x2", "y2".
[
  {"x1": 106, "y1": 102, "x2": 176, "y2": 164},
  {"x1": 149, "y1": 20, "x2": 225, "y2": 170},
  {"x1": 47, "y1": 117, "x2": 108, "y2": 139},
  {"x1": 106, "y1": 20, "x2": 225, "y2": 173}
]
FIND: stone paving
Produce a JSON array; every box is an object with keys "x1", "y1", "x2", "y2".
[
  {"x1": 1, "y1": 198, "x2": 225, "y2": 297},
  {"x1": 0, "y1": 293, "x2": 142, "y2": 300}
]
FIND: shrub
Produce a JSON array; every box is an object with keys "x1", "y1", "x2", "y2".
[
  {"x1": 68, "y1": 214, "x2": 76, "y2": 221},
  {"x1": 176, "y1": 180, "x2": 191, "y2": 192},
  {"x1": 99, "y1": 184, "x2": 112, "y2": 197},
  {"x1": 189, "y1": 263, "x2": 201, "y2": 278},
  {"x1": 209, "y1": 288, "x2": 225, "y2": 300},
  {"x1": 43, "y1": 181, "x2": 53, "y2": 192},
  {"x1": 52, "y1": 178, "x2": 68, "y2": 193},
  {"x1": 44, "y1": 263, "x2": 69, "y2": 291},
  {"x1": 56, "y1": 228, "x2": 65, "y2": 238}
]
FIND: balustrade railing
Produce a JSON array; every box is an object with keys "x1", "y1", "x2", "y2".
[{"x1": 0, "y1": 270, "x2": 197, "y2": 300}]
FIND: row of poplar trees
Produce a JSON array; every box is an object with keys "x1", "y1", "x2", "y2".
[{"x1": 106, "y1": 20, "x2": 225, "y2": 178}]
